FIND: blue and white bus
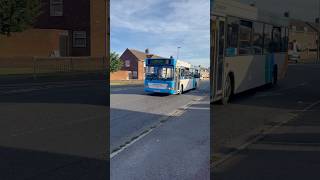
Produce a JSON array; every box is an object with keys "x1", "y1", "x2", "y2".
[
  {"x1": 144, "y1": 58, "x2": 200, "y2": 95},
  {"x1": 211, "y1": 0, "x2": 289, "y2": 104}
]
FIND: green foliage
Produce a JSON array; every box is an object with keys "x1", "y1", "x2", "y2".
[
  {"x1": 0, "y1": 0, "x2": 41, "y2": 36},
  {"x1": 110, "y1": 52, "x2": 123, "y2": 73}
]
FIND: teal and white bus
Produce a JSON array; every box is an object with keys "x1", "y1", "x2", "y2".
[
  {"x1": 144, "y1": 58, "x2": 200, "y2": 95},
  {"x1": 211, "y1": 0, "x2": 289, "y2": 104}
]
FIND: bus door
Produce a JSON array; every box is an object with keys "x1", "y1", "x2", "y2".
[{"x1": 212, "y1": 16, "x2": 226, "y2": 100}]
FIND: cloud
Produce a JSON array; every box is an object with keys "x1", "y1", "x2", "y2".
[{"x1": 110, "y1": 0, "x2": 210, "y2": 67}]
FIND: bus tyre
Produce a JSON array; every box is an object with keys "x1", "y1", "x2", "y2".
[{"x1": 221, "y1": 75, "x2": 232, "y2": 105}]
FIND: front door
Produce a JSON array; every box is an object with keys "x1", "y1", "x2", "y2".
[{"x1": 212, "y1": 16, "x2": 225, "y2": 101}]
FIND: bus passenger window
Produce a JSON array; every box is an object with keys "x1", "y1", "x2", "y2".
[
  {"x1": 226, "y1": 17, "x2": 239, "y2": 57},
  {"x1": 272, "y1": 27, "x2": 281, "y2": 53},
  {"x1": 253, "y1": 22, "x2": 264, "y2": 55},
  {"x1": 281, "y1": 27, "x2": 289, "y2": 52},
  {"x1": 239, "y1": 20, "x2": 253, "y2": 55},
  {"x1": 263, "y1": 24, "x2": 273, "y2": 53}
]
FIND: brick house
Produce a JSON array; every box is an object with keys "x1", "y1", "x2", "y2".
[
  {"x1": 119, "y1": 49, "x2": 163, "y2": 80},
  {"x1": 289, "y1": 19, "x2": 319, "y2": 61},
  {"x1": 0, "y1": 0, "x2": 109, "y2": 58}
]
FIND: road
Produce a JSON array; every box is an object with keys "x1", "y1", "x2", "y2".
[
  {"x1": 213, "y1": 64, "x2": 320, "y2": 179},
  {"x1": 0, "y1": 80, "x2": 108, "y2": 180},
  {"x1": 110, "y1": 80, "x2": 210, "y2": 180}
]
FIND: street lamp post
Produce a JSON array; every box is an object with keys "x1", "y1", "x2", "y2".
[{"x1": 177, "y1": 47, "x2": 181, "y2": 60}]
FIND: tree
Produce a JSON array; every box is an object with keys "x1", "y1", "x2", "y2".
[
  {"x1": 0, "y1": 0, "x2": 41, "y2": 36},
  {"x1": 110, "y1": 52, "x2": 123, "y2": 73}
]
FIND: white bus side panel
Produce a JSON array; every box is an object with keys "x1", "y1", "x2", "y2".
[
  {"x1": 225, "y1": 54, "x2": 288, "y2": 95},
  {"x1": 180, "y1": 79, "x2": 194, "y2": 92},
  {"x1": 225, "y1": 55, "x2": 270, "y2": 94}
]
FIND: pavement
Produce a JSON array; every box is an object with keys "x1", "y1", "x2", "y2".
[
  {"x1": 212, "y1": 64, "x2": 320, "y2": 179},
  {"x1": 110, "y1": 80, "x2": 210, "y2": 180},
  {"x1": 0, "y1": 79, "x2": 109, "y2": 179}
]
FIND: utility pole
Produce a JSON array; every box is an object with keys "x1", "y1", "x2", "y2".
[{"x1": 177, "y1": 46, "x2": 181, "y2": 60}]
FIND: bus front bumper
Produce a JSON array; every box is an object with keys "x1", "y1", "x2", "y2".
[{"x1": 144, "y1": 88, "x2": 176, "y2": 94}]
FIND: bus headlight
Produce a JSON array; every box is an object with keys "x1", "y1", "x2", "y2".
[{"x1": 168, "y1": 87, "x2": 174, "y2": 90}]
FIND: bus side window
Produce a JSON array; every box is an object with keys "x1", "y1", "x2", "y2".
[
  {"x1": 226, "y1": 17, "x2": 239, "y2": 57},
  {"x1": 181, "y1": 69, "x2": 185, "y2": 79},
  {"x1": 239, "y1": 20, "x2": 253, "y2": 55},
  {"x1": 263, "y1": 24, "x2": 273, "y2": 54},
  {"x1": 253, "y1": 22, "x2": 264, "y2": 55}
]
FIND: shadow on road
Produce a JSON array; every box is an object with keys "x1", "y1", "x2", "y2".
[
  {"x1": 0, "y1": 78, "x2": 109, "y2": 178},
  {"x1": 0, "y1": 146, "x2": 109, "y2": 180},
  {"x1": 0, "y1": 82, "x2": 109, "y2": 106},
  {"x1": 212, "y1": 65, "x2": 320, "y2": 179}
]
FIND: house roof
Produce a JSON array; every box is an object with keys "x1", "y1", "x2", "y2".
[{"x1": 127, "y1": 49, "x2": 164, "y2": 61}]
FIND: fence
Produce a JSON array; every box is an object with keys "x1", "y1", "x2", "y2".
[{"x1": 0, "y1": 56, "x2": 108, "y2": 78}]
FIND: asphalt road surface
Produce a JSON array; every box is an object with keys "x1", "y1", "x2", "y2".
[
  {"x1": 213, "y1": 64, "x2": 320, "y2": 180},
  {"x1": 0, "y1": 80, "x2": 108, "y2": 180},
  {"x1": 111, "y1": 80, "x2": 210, "y2": 180}
]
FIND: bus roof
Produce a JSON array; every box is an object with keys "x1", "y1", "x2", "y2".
[
  {"x1": 212, "y1": 0, "x2": 258, "y2": 21},
  {"x1": 212, "y1": 0, "x2": 289, "y2": 27},
  {"x1": 145, "y1": 58, "x2": 198, "y2": 69}
]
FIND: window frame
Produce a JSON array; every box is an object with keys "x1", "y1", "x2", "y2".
[
  {"x1": 50, "y1": 0, "x2": 63, "y2": 17},
  {"x1": 125, "y1": 60, "x2": 130, "y2": 68},
  {"x1": 72, "y1": 31, "x2": 87, "y2": 48}
]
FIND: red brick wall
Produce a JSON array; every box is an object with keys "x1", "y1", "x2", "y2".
[
  {"x1": 0, "y1": 29, "x2": 66, "y2": 57},
  {"x1": 110, "y1": 70, "x2": 129, "y2": 80},
  {"x1": 90, "y1": 0, "x2": 108, "y2": 58},
  {"x1": 35, "y1": 0, "x2": 91, "y2": 56},
  {"x1": 137, "y1": 60, "x2": 145, "y2": 80},
  {"x1": 120, "y1": 50, "x2": 138, "y2": 72}
]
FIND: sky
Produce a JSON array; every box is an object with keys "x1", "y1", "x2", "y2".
[
  {"x1": 237, "y1": 0, "x2": 319, "y2": 22},
  {"x1": 110, "y1": 0, "x2": 210, "y2": 68}
]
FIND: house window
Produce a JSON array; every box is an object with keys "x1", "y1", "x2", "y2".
[
  {"x1": 73, "y1": 31, "x2": 87, "y2": 48},
  {"x1": 125, "y1": 60, "x2": 130, "y2": 67},
  {"x1": 50, "y1": 0, "x2": 63, "y2": 16}
]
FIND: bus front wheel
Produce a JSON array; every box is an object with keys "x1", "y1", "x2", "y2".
[{"x1": 221, "y1": 75, "x2": 232, "y2": 105}]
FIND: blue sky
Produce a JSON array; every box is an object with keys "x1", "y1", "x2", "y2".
[{"x1": 110, "y1": 0, "x2": 210, "y2": 68}]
